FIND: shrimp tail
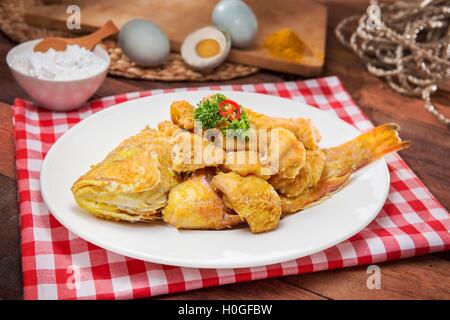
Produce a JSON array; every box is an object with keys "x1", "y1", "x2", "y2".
[{"x1": 322, "y1": 123, "x2": 410, "y2": 179}]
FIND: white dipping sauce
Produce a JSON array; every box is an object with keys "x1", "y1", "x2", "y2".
[{"x1": 10, "y1": 44, "x2": 107, "y2": 80}]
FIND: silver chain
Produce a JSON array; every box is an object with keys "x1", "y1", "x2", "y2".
[{"x1": 335, "y1": 0, "x2": 450, "y2": 127}]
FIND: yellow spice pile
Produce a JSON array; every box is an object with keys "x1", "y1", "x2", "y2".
[{"x1": 263, "y1": 28, "x2": 310, "y2": 63}]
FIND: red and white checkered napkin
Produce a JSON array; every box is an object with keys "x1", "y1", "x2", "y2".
[{"x1": 14, "y1": 76, "x2": 449, "y2": 300}]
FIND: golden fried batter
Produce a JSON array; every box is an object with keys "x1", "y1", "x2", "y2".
[
  {"x1": 281, "y1": 124, "x2": 410, "y2": 214},
  {"x1": 72, "y1": 127, "x2": 179, "y2": 222},
  {"x1": 169, "y1": 101, "x2": 320, "y2": 150},
  {"x1": 163, "y1": 170, "x2": 242, "y2": 230},
  {"x1": 222, "y1": 150, "x2": 274, "y2": 179},
  {"x1": 270, "y1": 149, "x2": 325, "y2": 197},
  {"x1": 170, "y1": 100, "x2": 195, "y2": 131},
  {"x1": 245, "y1": 108, "x2": 321, "y2": 150},
  {"x1": 211, "y1": 172, "x2": 282, "y2": 233},
  {"x1": 267, "y1": 127, "x2": 306, "y2": 179},
  {"x1": 158, "y1": 121, "x2": 225, "y2": 173}
]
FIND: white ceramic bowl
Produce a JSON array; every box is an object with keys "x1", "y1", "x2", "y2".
[{"x1": 6, "y1": 39, "x2": 110, "y2": 111}]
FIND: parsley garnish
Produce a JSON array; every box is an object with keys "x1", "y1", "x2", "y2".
[
  {"x1": 194, "y1": 93, "x2": 227, "y2": 129},
  {"x1": 194, "y1": 93, "x2": 250, "y2": 138},
  {"x1": 222, "y1": 111, "x2": 250, "y2": 139}
]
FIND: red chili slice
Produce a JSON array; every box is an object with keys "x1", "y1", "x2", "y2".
[{"x1": 218, "y1": 99, "x2": 241, "y2": 121}]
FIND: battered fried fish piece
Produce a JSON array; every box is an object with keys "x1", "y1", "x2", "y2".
[
  {"x1": 158, "y1": 121, "x2": 225, "y2": 173},
  {"x1": 221, "y1": 127, "x2": 306, "y2": 179},
  {"x1": 211, "y1": 172, "x2": 282, "y2": 233},
  {"x1": 267, "y1": 127, "x2": 306, "y2": 179},
  {"x1": 222, "y1": 150, "x2": 274, "y2": 179},
  {"x1": 162, "y1": 170, "x2": 242, "y2": 230},
  {"x1": 158, "y1": 120, "x2": 182, "y2": 136},
  {"x1": 72, "y1": 127, "x2": 179, "y2": 222},
  {"x1": 170, "y1": 100, "x2": 195, "y2": 131},
  {"x1": 270, "y1": 149, "x2": 325, "y2": 197},
  {"x1": 245, "y1": 108, "x2": 321, "y2": 150},
  {"x1": 281, "y1": 124, "x2": 410, "y2": 214},
  {"x1": 169, "y1": 100, "x2": 320, "y2": 150}
]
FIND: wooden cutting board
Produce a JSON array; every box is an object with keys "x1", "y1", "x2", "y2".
[{"x1": 25, "y1": 0, "x2": 327, "y2": 76}]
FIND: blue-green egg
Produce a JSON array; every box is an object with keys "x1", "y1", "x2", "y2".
[
  {"x1": 212, "y1": 0, "x2": 258, "y2": 49},
  {"x1": 118, "y1": 19, "x2": 170, "y2": 67}
]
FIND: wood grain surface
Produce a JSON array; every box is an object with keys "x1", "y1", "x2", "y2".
[
  {"x1": 0, "y1": 0, "x2": 448, "y2": 300},
  {"x1": 25, "y1": 0, "x2": 327, "y2": 76}
]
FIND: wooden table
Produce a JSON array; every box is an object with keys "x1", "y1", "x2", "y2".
[{"x1": 0, "y1": 0, "x2": 448, "y2": 300}]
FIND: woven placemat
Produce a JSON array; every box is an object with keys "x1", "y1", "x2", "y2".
[{"x1": 0, "y1": 0, "x2": 258, "y2": 81}]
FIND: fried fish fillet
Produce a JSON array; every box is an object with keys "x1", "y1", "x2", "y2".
[
  {"x1": 169, "y1": 100, "x2": 320, "y2": 151},
  {"x1": 267, "y1": 127, "x2": 306, "y2": 179},
  {"x1": 170, "y1": 100, "x2": 195, "y2": 131},
  {"x1": 163, "y1": 170, "x2": 242, "y2": 230},
  {"x1": 221, "y1": 127, "x2": 306, "y2": 179},
  {"x1": 211, "y1": 172, "x2": 282, "y2": 233},
  {"x1": 269, "y1": 149, "x2": 325, "y2": 197},
  {"x1": 158, "y1": 121, "x2": 225, "y2": 173},
  {"x1": 244, "y1": 108, "x2": 321, "y2": 150},
  {"x1": 71, "y1": 127, "x2": 179, "y2": 222},
  {"x1": 221, "y1": 150, "x2": 274, "y2": 179}
]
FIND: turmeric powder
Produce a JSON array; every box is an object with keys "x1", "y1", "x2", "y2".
[{"x1": 263, "y1": 28, "x2": 311, "y2": 63}]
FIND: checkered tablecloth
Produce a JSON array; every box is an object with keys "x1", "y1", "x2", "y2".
[{"x1": 14, "y1": 76, "x2": 449, "y2": 300}]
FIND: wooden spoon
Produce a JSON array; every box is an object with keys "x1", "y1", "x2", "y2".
[{"x1": 33, "y1": 20, "x2": 119, "y2": 53}]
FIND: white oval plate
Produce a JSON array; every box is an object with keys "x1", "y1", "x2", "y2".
[{"x1": 41, "y1": 91, "x2": 389, "y2": 269}]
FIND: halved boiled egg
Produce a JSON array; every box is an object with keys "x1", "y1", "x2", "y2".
[{"x1": 181, "y1": 26, "x2": 231, "y2": 71}]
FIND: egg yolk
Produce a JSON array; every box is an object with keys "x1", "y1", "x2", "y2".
[{"x1": 195, "y1": 39, "x2": 221, "y2": 58}]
